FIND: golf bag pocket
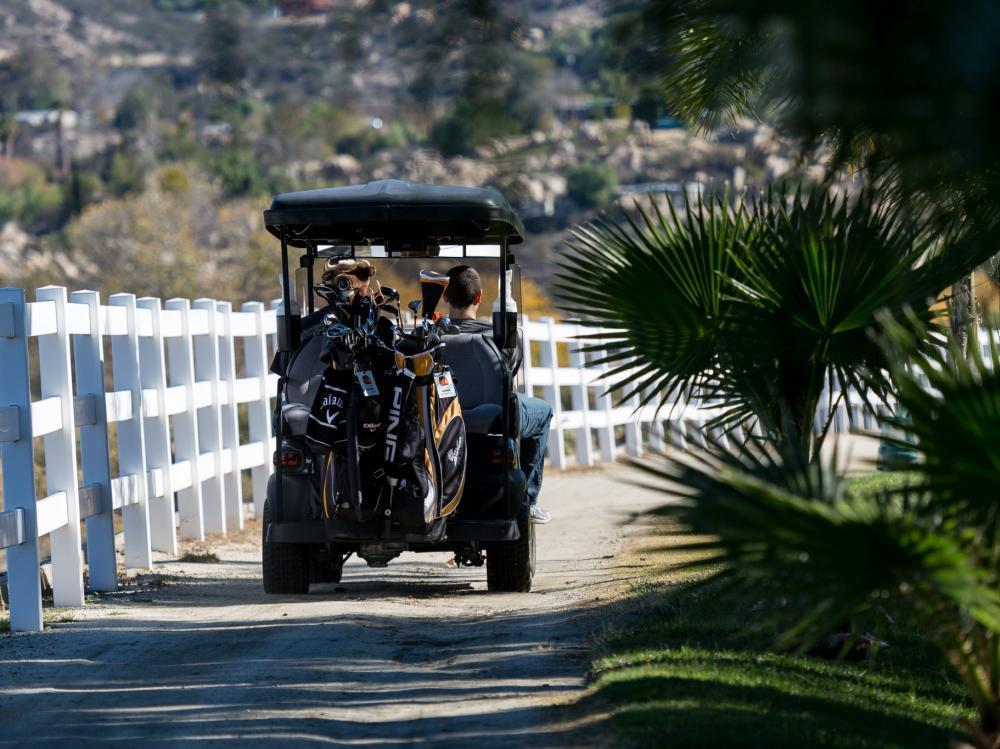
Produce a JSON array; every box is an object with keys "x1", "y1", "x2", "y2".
[
  {"x1": 306, "y1": 368, "x2": 350, "y2": 450},
  {"x1": 432, "y1": 374, "x2": 466, "y2": 516}
]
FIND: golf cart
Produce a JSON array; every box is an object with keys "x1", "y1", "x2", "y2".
[{"x1": 261, "y1": 179, "x2": 534, "y2": 593}]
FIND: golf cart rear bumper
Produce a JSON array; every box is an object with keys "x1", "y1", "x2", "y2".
[{"x1": 265, "y1": 517, "x2": 519, "y2": 544}]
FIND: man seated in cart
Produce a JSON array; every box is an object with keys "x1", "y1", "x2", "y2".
[{"x1": 442, "y1": 264, "x2": 553, "y2": 524}]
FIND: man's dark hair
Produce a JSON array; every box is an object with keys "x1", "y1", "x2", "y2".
[{"x1": 445, "y1": 265, "x2": 481, "y2": 308}]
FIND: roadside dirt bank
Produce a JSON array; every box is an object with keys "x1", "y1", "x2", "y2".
[{"x1": 0, "y1": 467, "x2": 665, "y2": 748}]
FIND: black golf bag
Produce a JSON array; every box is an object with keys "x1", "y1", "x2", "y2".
[{"x1": 380, "y1": 349, "x2": 467, "y2": 532}]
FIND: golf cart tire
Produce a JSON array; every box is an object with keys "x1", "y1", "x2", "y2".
[
  {"x1": 486, "y1": 500, "x2": 534, "y2": 593},
  {"x1": 262, "y1": 499, "x2": 311, "y2": 594}
]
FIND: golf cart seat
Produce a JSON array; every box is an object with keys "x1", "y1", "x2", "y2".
[{"x1": 442, "y1": 331, "x2": 505, "y2": 435}]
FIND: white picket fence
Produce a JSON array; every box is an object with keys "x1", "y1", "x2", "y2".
[
  {"x1": 522, "y1": 316, "x2": 880, "y2": 467},
  {"x1": 0, "y1": 287, "x2": 278, "y2": 632},
  {"x1": 2, "y1": 286, "x2": 987, "y2": 632}
]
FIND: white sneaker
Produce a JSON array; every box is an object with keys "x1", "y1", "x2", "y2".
[{"x1": 529, "y1": 505, "x2": 552, "y2": 524}]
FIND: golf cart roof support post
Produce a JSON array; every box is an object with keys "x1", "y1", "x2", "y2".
[
  {"x1": 276, "y1": 227, "x2": 291, "y2": 525},
  {"x1": 302, "y1": 248, "x2": 315, "y2": 315},
  {"x1": 500, "y1": 237, "x2": 510, "y2": 521}
]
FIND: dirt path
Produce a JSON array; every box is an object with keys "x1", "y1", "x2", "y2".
[{"x1": 0, "y1": 467, "x2": 664, "y2": 748}]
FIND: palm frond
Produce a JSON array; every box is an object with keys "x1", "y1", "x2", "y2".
[
  {"x1": 557, "y1": 185, "x2": 980, "y2": 449},
  {"x1": 633, "y1": 436, "x2": 1000, "y2": 645},
  {"x1": 877, "y1": 316, "x2": 1000, "y2": 551}
]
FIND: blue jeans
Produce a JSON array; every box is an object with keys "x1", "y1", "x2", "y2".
[{"x1": 518, "y1": 395, "x2": 553, "y2": 506}]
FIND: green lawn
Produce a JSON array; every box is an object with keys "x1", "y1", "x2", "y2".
[{"x1": 590, "y1": 473, "x2": 971, "y2": 748}]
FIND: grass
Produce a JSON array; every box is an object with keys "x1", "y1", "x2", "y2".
[
  {"x1": 589, "y1": 478, "x2": 972, "y2": 749},
  {"x1": 0, "y1": 606, "x2": 78, "y2": 632},
  {"x1": 176, "y1": 550, "x2": 221, "y2": 563},
  {"x1": 845, "y1": 471, "x2": 920, "y2": 499}
]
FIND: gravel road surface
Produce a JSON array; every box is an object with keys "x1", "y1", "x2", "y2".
[{"x1": 0, "y1": 467, "x2": 663, "y2": 748}]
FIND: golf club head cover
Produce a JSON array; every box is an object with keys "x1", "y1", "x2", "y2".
[
  {"x1": 419, "y1": 269, "x2": 449, "y2": 319},
  {"x1": 317, "y1": 259, "x2": 377, "y2": 303}
]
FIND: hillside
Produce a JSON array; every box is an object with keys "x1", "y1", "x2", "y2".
[{"x1": 0, "y1": 0, "x2": 807, "y2": 301}]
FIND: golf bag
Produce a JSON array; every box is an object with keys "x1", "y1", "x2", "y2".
[
  {"x1": 280, "y1": 334, "x2": 383, "y2": 453},
  {"x1": 382, "y1": 349, "x2": 467, "y2": 532}
]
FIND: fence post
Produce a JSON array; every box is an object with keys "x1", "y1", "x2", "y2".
[
  {"x1": 109, "y1": 293, "x2": 153, "y2": 570},
  {"x1": 594, "y1": 331, "x2": 616, "y2": 462},
  {"x1": 0, "y1": 288, "x2": 43, "y2": 631},
  {"x1": 646, "y1": 384, "x2": 666, "y2": 452},
  {"x1": 193, "y1": 298, "x2": 226, "y2": 535},
  {"x1": 216, "y1": 301, "x2": 243, "y2": 531},
  {"x1": 542, "y1": 317, "x2": 567, "y2": 470},
  {"x1": 624, "y1": 389, "x2": 642, "y2": 457},
  {"x1": 242, "y1": 301, "x2": 273, "y2": 518},
  {"x1": 165, "y1": 298, "x2": 204, "y2": 540},
  {"x1": 70, "y1": 290, "x2": 117, "y2": 592},
  {"x1": 569, "y1": 324, "x2": 594, "y2": 467},
  {"x1": 35, "y1": 286, "x2": 85, "y2": 607},
  {"x1": 519, "y1": 314, "x2": 533, "y2": 398},
  {"x1": 137, "y1": 297, "x2": 177, "y2": 555}
]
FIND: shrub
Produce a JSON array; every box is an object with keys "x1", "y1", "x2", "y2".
[{"x1": 566, "y1": 163, "x2": 619, "y2": 208}]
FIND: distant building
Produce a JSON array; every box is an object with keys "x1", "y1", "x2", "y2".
[
  {"x1": 276, "y1": 0, "x2": 333, "y2": 16},
  {"x1": 553, "y1": 97, "x2": 616, "y2": 122},
  {"x1": 15, "y1": 110, "x2": 79, "y2": 129},
  {"x1": 652, "y1": 115, "x2": 684, "y2": 130}
]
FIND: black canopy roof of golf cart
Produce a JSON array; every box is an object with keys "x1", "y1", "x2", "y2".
[{"x1": 264, "y1": 179, "x2": 525, "y2": 249}]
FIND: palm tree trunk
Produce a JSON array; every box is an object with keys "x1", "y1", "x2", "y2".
[{"x1": 949, "y1": 273, "x2": 975, "y2": 362}]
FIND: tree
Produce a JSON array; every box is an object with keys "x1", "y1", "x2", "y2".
[
  {"x1": 622, "y1": 1, "x2": 1000, "y2": 196},
  {"x1": 562, "y1": 4, "x2": 1000, "y2": 743},
  {"x1": 201, "y1": 1, "x2": 247, "y2": 89},
  {"x1": 60, "y1": 164, "x2": 274, "y2": 303},
  {"x1": 0, "y1": 45, "x2": 70, "y2": 111},
  {"x1": 566, "y1": 163, "x2": 619, "y2": 209},
  {"x1": 212, "y1": 138, "x2": 269, "y2": 197},
  {"x1": 620, "y1": 0, "x2": 1000, "y2": 357},
  {"x1": 106, "y1": 149, "x2": 147, "y2": 197},
  {"x1": 557, "y1": 189, "x2": 996, "y2": 455},
  {"x1": 0, "y1": 108, "x2": 16, "y2": 160},
  {"x1": 635, "y1": 317, "x2": 1000, "y2": 746},
  {"x1": 431, "y1": 97, "x2": 523, "y2": 158}
]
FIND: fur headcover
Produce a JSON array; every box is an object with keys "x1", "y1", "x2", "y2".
[{"x1": 320, "y1": 259, "x2": 377, "y2": 301}]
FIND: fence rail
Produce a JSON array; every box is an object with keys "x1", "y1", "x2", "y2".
[{"x1": 2, "y1": 285, "x2": 992, "y2": 632}]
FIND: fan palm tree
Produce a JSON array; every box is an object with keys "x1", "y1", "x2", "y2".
[
  {"x1": 618, "y1": 0, "x2": 1000, "y2": 362},
  {"x1": 556, "y1": 187, "x2": 995, "y2": 455},
  {"x1": 632, "y1": 318, "x2": 1000, "y2": 746},
  {"x1": 624, "y1": 0, "x2": 1000, "y2": 205}
]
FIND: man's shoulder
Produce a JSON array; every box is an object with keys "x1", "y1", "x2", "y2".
[{"x1": 452, "y1": 318, "x2": 492, "y2": 335}]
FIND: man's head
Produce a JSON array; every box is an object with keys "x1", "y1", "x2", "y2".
[{"x1": 444, "y1": 265, "x2": 482, "y2": 318}]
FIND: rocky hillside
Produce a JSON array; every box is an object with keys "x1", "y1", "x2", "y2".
[{"x1": 0, "y1": 0, "x2": 811, "y2": 299}]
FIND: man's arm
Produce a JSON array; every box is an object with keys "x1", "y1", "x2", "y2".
[{"x1": 505, "y1": 326, "x2": 523, "y2": 377}]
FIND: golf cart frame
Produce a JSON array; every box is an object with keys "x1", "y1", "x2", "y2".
[{"x1": 261, "y1": 179, "x2": 533, "y2": 591}]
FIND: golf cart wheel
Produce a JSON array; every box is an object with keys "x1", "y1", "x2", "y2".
[
  {"x1": 486, "y1": 500, "x2": 535, "y2": 593},
  {"x1": 262, "y1": 498, "x2": 311, "y2": 594}
]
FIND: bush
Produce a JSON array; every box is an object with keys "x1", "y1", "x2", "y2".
[
  {"x1": 106, "y1": 149, "x2": 147, "y2": 197},
  {"x1": 211, "y1": 141, "x2": 268, "y2": 197},
  {"x1": 380, "y1": 120, "x2": 423, "y2": 149},
  {"x1": 0, "y1": 161, "x2": 67, "y2": 230},
  {"x1": 431, "y1": 98, "x2": 523, "y2": 158},
  {"x1": 566, "y1": 163, "x2": 619, "y2": 208}
]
